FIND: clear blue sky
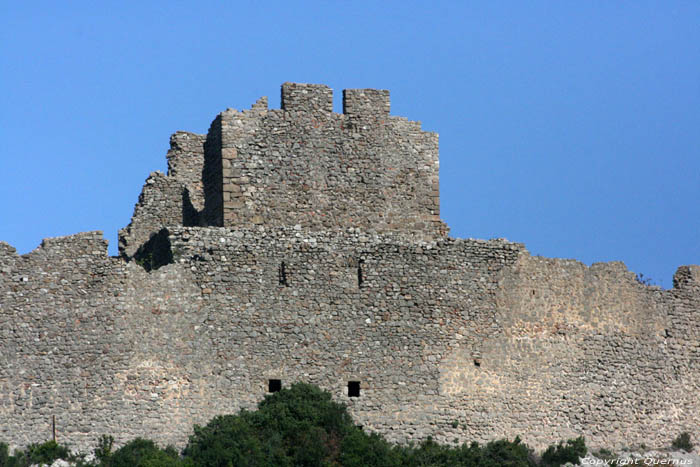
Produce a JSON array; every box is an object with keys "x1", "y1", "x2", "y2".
[{"x1": 2, "y1": 1, "x2": 698, "y2": 288}]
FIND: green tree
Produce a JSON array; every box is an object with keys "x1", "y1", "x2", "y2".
[
  {"x1": 184, "y1": 382, "x2": 371, "y2": 466},
  {"x1": 109, "y1": 438, "x2": 181, "y2": 467},
  {"x1": 540, "y1": 436, "x2": 586, "y2": 467},
  {"x1": 671, "y1": 432, "x2": 694, "y2": 452}
]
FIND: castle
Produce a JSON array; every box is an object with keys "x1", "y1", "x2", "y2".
[{"x1": 1, "y1": 83, "x2": 698, "y2": 453}]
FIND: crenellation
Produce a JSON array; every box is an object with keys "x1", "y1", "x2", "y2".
[
  {"x1": 1, "y1": 82, "x2": 698, "y2": 454},
  {"x1": 185, "y1": 84, "x2": 449, "y2": 237},
  {"x1": 342, "y1": 88, "x2": 390, "y2": 118},
  {"x1": 281, "y1": 82, "x2": 333, "y2": 114}
]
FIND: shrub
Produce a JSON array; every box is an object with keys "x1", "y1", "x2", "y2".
[
  {"x1": 593, "y1": 447, "x2": 616, "y2": 461},
  {"x1": 339, "y1": 428, "x2": 402, "y2": 467},
  {"x1": 395, "y1": 436, "x2": 536, "y2": 467},
  {"x1": 635, "y1": 273, "x2": 655, "y2": 286},
  {"x1": 0, "y1": 445, "x2": 28, "y2": 467},
  {"x1": 109, "y1": 438, "x2": 182, "y2": 467},
  {"x1": 404, "y1": 436, "x2": 487, "y2": 466},
  {"x1": 27, "y1": 440, "x2": 71, "y2": 465},
  {"x1": 480, "y1": 437, "x2": 537, "y2": 467},
  {"x1": 184, "y1": 383, "x2": 357, "y2": 466},
  {"x1": 182, "y1": 413, "x2": 269, "y2": 467},
  {"x1": 94, "y1": 435, "x2": 114, "y2": 465},
  {"x1": 400, "y1": 436, "x2": 459, "y2": 466},
  {"x1": 0, "y1": 443, "x2": 8, "y2": 467},
  {"x1": 0, "y1": 440, "x2": 73, "y2": 467},
  {"x1": 540, "y1": 436, "x2": 587, "y2": 466},
  {"x1": 255, "y1": 382, "x2": 353, "y2": 436},
  {"x1": 671, "y1": 432, "x2": 694, "y2": 452}
]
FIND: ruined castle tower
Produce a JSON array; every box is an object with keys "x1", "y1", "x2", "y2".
[
  {"x1": 1, "y1": 83, "x2": 698, "y2": 453},
  {"x1": 119, "y1": 83, "x2": 446, "y2": 259}
]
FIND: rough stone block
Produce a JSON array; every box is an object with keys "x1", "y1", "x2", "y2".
[
  {"x1": 343, "y1": 88, "x2": 390, "y2": 118},
  {"x1": 281, "y1": 82, "x2": 333, "y2": 114}
]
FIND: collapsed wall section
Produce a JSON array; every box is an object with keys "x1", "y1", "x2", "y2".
[{"x1": 119, "y1": 132, "x2": 205, "y2": 258}]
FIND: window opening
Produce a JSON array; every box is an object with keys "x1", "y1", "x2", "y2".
[
  {"x1": 279, "y1": 261, "x2": 288, "y2": 286},
  {"x1": 357, "y1": 258, "x2": 364, "y2": 288},
  {"x1": 348, "y1": 381, "x2": 360, "y2": 397},
  {"x1": 268, "y1": 379, "x2": 282, "y2": 393}
]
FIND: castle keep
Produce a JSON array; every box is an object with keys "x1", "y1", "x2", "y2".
[{"x1": 1, "y1": 83, "x2": 698, "y2": 452}]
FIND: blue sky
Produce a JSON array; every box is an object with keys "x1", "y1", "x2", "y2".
[{"x1": 1, "y1": 1, "x2": 698, "y2": 288}]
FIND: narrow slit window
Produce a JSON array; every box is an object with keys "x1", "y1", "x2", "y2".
[
  {"x1": 348, "y1": 381, "x2": 360, "y2": 397},
  {"x1": 279, "y1": 261, "x2": 288, "y2": 286},
  {"x1": 357, "y1": 259, "x2": 364, "y2": 288},
  {"x1": 268, "y1": 379, "x2": 282, "y2": 393}
]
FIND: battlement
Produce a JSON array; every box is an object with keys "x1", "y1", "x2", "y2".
[
  {"x1": 196, "y1": 82, "x2": 445, "y2": 236},
  {"x1": 281, "y1": 82, "x2": 333, "y2": 114},
  {"x1": 278, "y1": 82, "x2": 391, "y2": 119},
  {"x1": 343, "y1": 88, "x2": 390, "y2": 118}
]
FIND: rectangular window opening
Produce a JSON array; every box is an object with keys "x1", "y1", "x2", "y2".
[
  {"x1": 268, "y1": 379, "x2": 282, "y2": 393},
  {"x1": 348, "y1": 381, "x2": 360, "y2": 397},
  {"x1": 278, "y1": 261, "x2": 288, "y2": 286},
  {"x1": 357, "y1": 259, "x2": 364, "y2": 288}
]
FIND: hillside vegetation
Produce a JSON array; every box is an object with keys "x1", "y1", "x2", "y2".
[{"x1": 2, "y1": 383, "x2": 692, "y2": 466}]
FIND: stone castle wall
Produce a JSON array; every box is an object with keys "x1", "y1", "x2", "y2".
[
  {"x1": 201, "y1": 83, "x2": 445, "y2": 237},
  {"x1": 1, "y1": 229, "x2": 698, "y2": 452},
  {"x1": 1, "y1": 83, "x2": 698, "y2": 453}
]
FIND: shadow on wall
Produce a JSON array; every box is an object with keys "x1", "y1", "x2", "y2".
[
  {"x1": 133, "y1": 229, "x2": 174, "y2": 272},
  {"x1": 183, "y1": 188, "x2": 200, "y2": 227}
]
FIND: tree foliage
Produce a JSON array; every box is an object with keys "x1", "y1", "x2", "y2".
[
  {"x1": 540, "y1": 436, "x2": 586, "y2": 466},
  {"x1": 1, "y1": 383, "x2": 594, "y2": 466}
]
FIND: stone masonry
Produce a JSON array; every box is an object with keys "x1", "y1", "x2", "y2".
[{"x1": 1, "y1": 83, "x2": 698, "y2": 453}]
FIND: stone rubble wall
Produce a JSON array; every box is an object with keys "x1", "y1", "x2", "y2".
[
  {"x1": 0, "y1": 232, "x2": 206, "y2": 451},
  {"x1": 1, "y1": 83, "x2": 698, "y2": 454},
  {"x1": 441, "y1": 256, "x2": 699, "y2": 449},
  {"x1": 123, "y1": 82, "x2": 445, "y2": 260},
  {"x1": 1, "y1": 229, "x2": 698, "y2": 453},
  {"x1": 119, "y1": 132, "x2": 205, "y2": 258},
  {"x1": 166, "y1": 131, "x2": 206, "y2": 215},
  {"x1": 202, "y1": 83, "x2": 446, "y2": 237}
]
